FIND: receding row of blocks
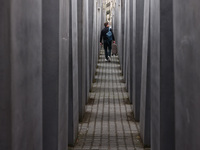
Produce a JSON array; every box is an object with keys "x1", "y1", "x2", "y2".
[
  {"x1": 113, "y1": 0, "x2": 200, "y2": 149},
  {"x1": 0, "y1": 0, "x2": 104, "y2": 150}
]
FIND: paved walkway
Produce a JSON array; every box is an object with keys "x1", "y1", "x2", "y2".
[{"x1": 71, "y1": 50, "x2": 149, "y2": 150}]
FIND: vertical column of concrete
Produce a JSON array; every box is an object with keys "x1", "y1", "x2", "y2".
[
  {"x1": 123, "y1": 0, "x2": 127, "y2": 81},
  {"x1": 113, "y1": 1, "x2": 118, "y2": 43},
  {"x1": 0, "y1": 1, "x2": 11, "y2": 150},
  {"x1": 96, "y1": 0, "x2": 100, "y2": 68},
  {"x1": 173, "y1": 0, "x2": 200, "y2": 149},
  {"x1": 149, "y1": 0, "x2": 160, "y2": 149},
  {"x1": 91, "y1": 0, "x2": 97, "y2": 84},
  {"x1": 150, "y1": 0, "x2": 175, "y2": 149},
  {"x1": 91, "y1": 0, "x2": 95, "y2": 85},
  {"x1": 10, "y1": 0, "x2": 43, "y2": 150},
  {"x1": 140, "y1": 0, "x2": 151, "y2": 146},
  {"x1": 117, "y1": 0, "x2": 123, "y2": 65},
  {"x1": 68, "y1": 0, "x2": 79, "y2": 146},
  {"x1": 129, "y1": 0, "x2": 136, "y2": 105},
  {"x1": 42, "y1": 0, "x2": 69, "y2": 149},
  {"x1": 97, "y1": 1, "x2": 101, "y2": 61},
  {"x1": 81, "y1": 0, "x2": 89, "y2": 113},
  {"x1": 77, "y1": 0, "x2": 84, "y2": 121},
  {"x1": 58, "y1": 0, "x2": 70, "y2": 149},
  {"x1": 120, "y1": 0, "x2": 125, "y2": 72},
  {"x1": 134, "y1": 0, "x2": 144, "y2": 121},
  {"x1": 85, "y1": 0, "x2": 90, "y2": 104},
  {"x1": 88, "y1": 0, "x2": 94, "y2": 91},
  {"x1": 126, "y1": 0, "x2": 131, "y2": 95},
  {"x1": 42, "y1": 0, "x2": 68, "y2": 149}
]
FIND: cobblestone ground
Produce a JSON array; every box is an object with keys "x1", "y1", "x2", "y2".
[{"x1": 71, "y1": 50, "x2": 149, "y2": 150}]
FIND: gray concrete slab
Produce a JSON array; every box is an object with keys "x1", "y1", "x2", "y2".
[
  {"x1": 88, "y1": 0, "x2": 94, "y2": 92},
  {"x1": 173, "y1": 0, "x2": 200, "y2": 149},
  {"x1": 120, "y1": 0, "x2": 125, "y2": 73},
  {"x1": 140, "y1": 0, "x2": 151, "y2": 146},
  {"x1": 42, "y1": 1, "x2": 60, "y2": 149},
  {"x1": 85, "y1": 0, "x2": 90, "y2": 104},
  {"x1": 58, "y1": 1, "x2": 70, "y2": 149},
  {"x1": 0, "y1": 1, "x2": 11, "y2": 150},
  {"x1": 113, "y1": 1, "x2": 118, "y2": 43},
  {"x1": 10, "y1": 0, "x2": 43, "y2": 150},
  {"x1": 129, "y1": 0, "x2": 136, "y2": 106},
  {"x1": 123, "y1": 0, "x2": 127, "y2": 83},
  {"x1": 97, "y1": 2, "x2": 102, "y2": 59},
  {"x1": 91, "y1": 0, "x2": 97, "y2": 85},
  {"x1": 117, "y1": 0, "x2": 122, "y2": 66},
  {"x1": 42, "y1": 0, "x2": 69, "y2": 149},
  {"x1": 68, "y1": 0, "x2": 79, "y2": 146},
  {"x1": 77, "y1": 0, "x2": 84, "y2": 121},
  {"x1": 134, "y1": 0, "x2": 144, "y2": 121},
  {"x1": 126, "y1": 0, "x2": 130, "y2": 94},
  {"x1": 150, "y1": 0, "x2": 175, "y2": 149}
]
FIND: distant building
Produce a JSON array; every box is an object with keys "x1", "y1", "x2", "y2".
[{"x1": 103, "y1": 0, "x2": 116, "y2": 26}]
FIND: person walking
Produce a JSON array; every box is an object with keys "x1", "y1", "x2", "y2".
[{"x1": 100, "y1": 22, "x2": 115, "y2": 62}]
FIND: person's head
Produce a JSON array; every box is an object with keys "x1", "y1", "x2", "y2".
[{"x1": 104, "y1": 22, "x2": 109, "y2": 27}]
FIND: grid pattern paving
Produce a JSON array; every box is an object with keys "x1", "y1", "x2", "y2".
[{"x1": 71, "y1": 50, "x2": 149, "y2": 150}]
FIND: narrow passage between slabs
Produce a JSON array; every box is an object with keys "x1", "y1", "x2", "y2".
[{"x1": 72, "y1": 50, "x2": 146, "y2": 150}]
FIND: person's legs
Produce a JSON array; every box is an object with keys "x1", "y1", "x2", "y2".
[
  {"x1": 104, "y1": 41, "x2": 108, "y2": 60},
  {"x1": 108, "y1": 41, "x2": 112, "y2": 58}
]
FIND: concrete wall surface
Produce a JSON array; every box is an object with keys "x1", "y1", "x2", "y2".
[
  {"x1": 11, "y1": 1, "x2": 43, "y2": 150},
  {"x1": 58, "y1": 0, "x2": 70, "y2": 149},
  {"x1": 77, "y1": 0, "x2": 84, "y2": 121},
  {"x1": 0, "y1": 1, "x2": 11, "y2": 149},
  {"x1": 173, "y1": 0, "x2": 200, "y2": 149},
  {"x1": 150, "y1": 0, "x2": 175, "y2": 149},
  {"x1": 139, "y1": 0, "x2": 151, "y2": 146},
  {"x1": 134, "y1": 0, "x2": 144, "y2": 122},
  {"x1": 68, "y1": 0, "x2": 79, "y2": 146},
  {"x1": 129, "y1": 0, "x2": 136, "y2": 105},
  {"x1": 42, "y1": 0, "x2": 69, "y2": 149}
]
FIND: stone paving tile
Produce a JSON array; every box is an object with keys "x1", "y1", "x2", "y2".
[{"x1": 71, "y1": 50, "x2": 150, "y2": 150}]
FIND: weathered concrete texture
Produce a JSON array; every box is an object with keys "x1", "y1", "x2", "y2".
[
  {"x1": 120, "y1": 0, "x2": 125, "y2": 73},
  {"x1": 10, "y1": 0, "x2": 43, "y2": 150},
  {"x1": 68, "y1": 0, "x2": 79, "y2": 146},
  {"x1": 58, "y1": 0, "x2": 70, "y2": 149},
  {"x1": 116, "y1": 0, "x2": 122, "y2": 66},
  {"x1": 140, "y1": 0, "x2": 151, "y2": 146},
  {"x1": 150, "y1": 0, "x2": 175, "y2": 149},
  {"x1": 42, "y1": 0, "x2": 69, "y2": 149},
  {"x1": 84, "y1": 0, "x2": 90, "y2": 105},
  {"x1": 129, "y1": 0, "x2": 136, "y2": 105},
  {"x1": 123, "y1": 0, "x2": 127, "y2": 83},
  {"x1": 113, "y1": 1, "x2": 118, "y2": 43},
  {"x1": 0, "y1": 1, "x2": 11, "y2": 150},
  {"x1": 91, "y1": 0, "x2": 97, "y2": 85},
  {"x1": 88, "y1": 0, "x2": 94, "y2": 92},
  {"x1": 134, "y1": 0, "x2": 144, "y2": 121},
  {"x1": 125, "y1": 0, "x2": 130, "y2": 94},
  {"x1": 173, "y1": 0, "x2": 200, "y2": 149},
  {"x1": 77, "y1": 0, "x2": 84, "y2": 121},
  {"x1": 97, "y1": 1, "x2": 102, "y2": 60}
]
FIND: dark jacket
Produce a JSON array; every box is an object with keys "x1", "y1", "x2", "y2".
[{"x1": 100, "y1": 27, "x2": 115, "y2": 43}]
